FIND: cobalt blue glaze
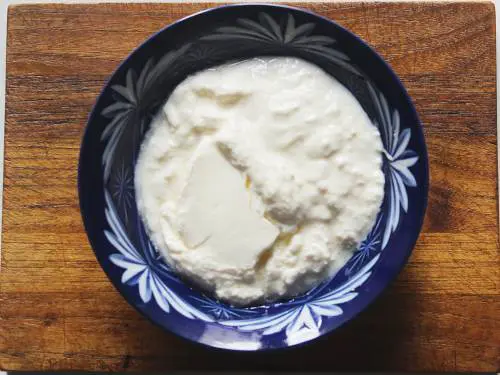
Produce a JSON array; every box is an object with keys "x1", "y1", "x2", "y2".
[{"x1": 78, "y1": 4, "x2": 428, "y2": 350}]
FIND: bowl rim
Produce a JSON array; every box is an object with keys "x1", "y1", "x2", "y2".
[{"x1": 78, "y1": 2, "x2": 429, "y2": 351}]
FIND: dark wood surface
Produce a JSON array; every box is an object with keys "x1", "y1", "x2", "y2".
[{"x1": 1, "y1": 2, "x2": 498, "y2": 371}]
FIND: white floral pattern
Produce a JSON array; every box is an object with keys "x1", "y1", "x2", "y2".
[
  {"x1": 99, "y1": 11, "x2": 420, "y2": 343},
  {"x1": 111, "y1": 163, "x2": 134, "y2": 223},
  {"x1": 202, "y1": 13, "x2": 361, "y2": 76},
  {"x1": 192, "y1": 296, "x2": 257, "y2": 319},
  {"x1": 100, "y1": 44, "x2": 191, "y2": 181},
  {"x1": 344, "y1": 214, "x2": 382, "y2": 276},
  {"x1": 367, "y1": 82, "x2": 419, "y2": 248},
  {"x1": 105, "y1": 190, "x2": 213, "y2": 322},
  {"x1": 220, "y1": 255, "x2": 379, "y2": 344}
]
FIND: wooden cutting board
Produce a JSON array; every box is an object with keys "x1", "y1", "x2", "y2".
[{"x1": 1, "y1": 2, "x2": 498, "y2": 372}]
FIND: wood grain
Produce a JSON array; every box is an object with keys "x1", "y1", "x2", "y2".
[{"x1": 1, "y1": 2, "x2": 499, "y2": 372}]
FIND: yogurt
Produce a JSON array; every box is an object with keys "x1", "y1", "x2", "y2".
[{"x1": 135, "y1": 57, "x2": 384, "y2": 306}]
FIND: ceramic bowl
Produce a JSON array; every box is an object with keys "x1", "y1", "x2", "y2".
[{"x1": 78, "y1": 4, "x2": 428, "y2": 350}]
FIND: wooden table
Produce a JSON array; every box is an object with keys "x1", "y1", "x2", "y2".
[{"x1": 1, "y1": 2, "x2": 498, "y2": 371}]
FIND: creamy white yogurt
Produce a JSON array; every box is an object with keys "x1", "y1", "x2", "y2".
[{"x1": 135, "y1": 57, "x2": 384, "y2": 306}]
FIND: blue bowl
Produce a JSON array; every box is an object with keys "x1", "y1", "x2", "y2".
[{"x1": 79, "y1": 4, "x2": 428, "y2": 350}]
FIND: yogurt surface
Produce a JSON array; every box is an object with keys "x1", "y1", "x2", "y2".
[{"x1": 135, "y1": 57, "x2": 384, "y2": 306}]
